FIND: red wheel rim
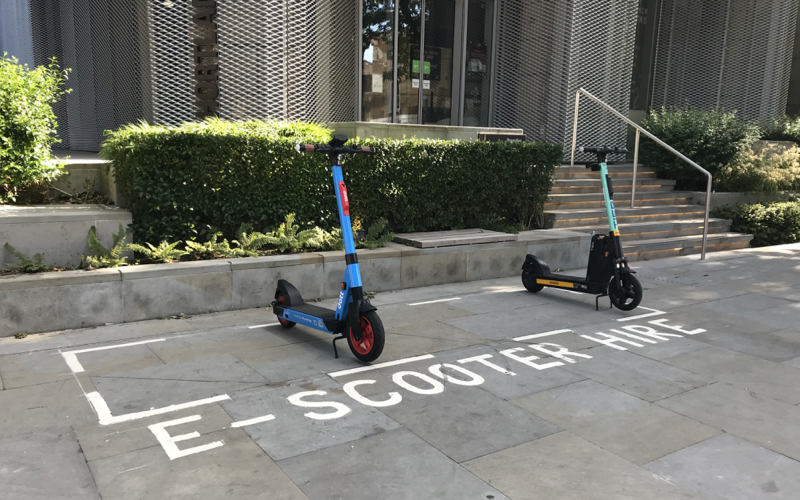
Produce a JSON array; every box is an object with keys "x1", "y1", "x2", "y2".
[
  {"x1": 276, "y1": 295, "x2": 291, "y2": 325},
  {"x1": 350, "y1": 316, "x2": 374, "y2": 355}
]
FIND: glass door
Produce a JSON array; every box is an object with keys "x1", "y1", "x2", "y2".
[
  {"x1": 396, "y1": 0, "x2": 423, "y2": 123},
  {"x1": 419, "y1": 0, "x2": 456, "y2": 125}
]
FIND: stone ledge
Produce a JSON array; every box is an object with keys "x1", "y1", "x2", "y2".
[{"x1": 0, "y1": 231, "x2": 588, "y2": 336}]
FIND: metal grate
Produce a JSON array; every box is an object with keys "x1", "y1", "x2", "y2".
[
  {"x1": 492, "y1": 0, "x2": 638, "y2": 160},
  {"x1": 652, "y1": 0, "x2": 798, "y2": 124}
]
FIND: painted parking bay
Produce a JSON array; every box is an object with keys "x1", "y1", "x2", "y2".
[{"x1": 2, "y1": 244, "x2": 800, "y2": 499}]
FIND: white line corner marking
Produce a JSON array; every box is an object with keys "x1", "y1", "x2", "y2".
[
  {"x1": 616, "y1": 307, "x2": 666, "y2": 322},
  {"x1": 513, "y1": 329, "x2": 572, "y2": 341},
  {"x1": 328, "y1": 354, "x2": 436, "y2": 378},
  {"x1": 60, "y1": 339, "x2": 166, "y2": 373},
  {"x1": 248, "y1": 323, "x2": 280, "y2": 329}
]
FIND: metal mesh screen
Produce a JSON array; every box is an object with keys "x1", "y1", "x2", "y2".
[
  {"x1": 492, "y1": 0, "x2": 638, "y2": 159},
  {"x1": 653, "y1": 0, "x2": 798, "y2": 124},
  {"x1": 0, "y1": 0, "x2": 34, "y2": 66}
]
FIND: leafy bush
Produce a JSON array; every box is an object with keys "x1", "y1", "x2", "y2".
[
  {"x1": 761, "y1": 115, "x2": 800, "y2": 144},
  {"x1": 356, "y1": 218, "x2": 394, "y2": 249},
  {"x1": 101, "y1": 119, "x2": 561, "y2": 243},
  {"x1": 231, "y1": 223, "x2": 272, "y2": 257},
  {"x1": 126, "y1": 241, "x2": 187, "y2": 263},
  {"x1": 714, "y1": 201, "x2": 800, "y2": 247},
  {"x1": 3, "y1": 243, "x2": 52, "y2": 273},
  {"x1": 185, "y1": 232, "x2": 237, "y2": 260},
  {"x1": 717, "y1": 144, "x2": 800, "y2": 192},
  {"x1": 0, "y1": 54, "x2": 69, "y2": 203},
  {"x1": 83, "y1": 223, "x2": 129, "y2": 268},
  {"x1": 640, "y1": 107, "x2": 760, "y2": 191}
]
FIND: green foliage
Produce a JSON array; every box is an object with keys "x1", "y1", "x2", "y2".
[
  {"x1": 3, "y1": 243, "x2": 52, "y2": 273},
  {"x1": 261, "y1": 213, "x2": 343, "y2": 253},
  {"x1": 0, "y1": 54, "x2": 70, "y2": 203},
  {"x1": 101, "y1": 120, "x2": 561, "y2": 243},
  {"x1": 231, "y1": 223, "x2": 272, "y2": 257},
  {"x1": 345, "y1": 138, "x2": 561, "y2": 232},
  {"x1": 640, "y1": 107, "x2": 760, "y2": 191},
  {"x1": 14, "y1": 332, "x2": 28, "y2": 339},
  {"x1": 83, "y1": 223, "x2": 129, "y2": 268},
  {"x1": 714, "y1": 201, "x2": 800, "y2": 247},
  {"x1": 717, "y1": 144, "x2": 800, "y2": 192},
  {"x1": 126, "y1": 241, "x2": 187, "y2": 263},
  {"x1": 184, "y1": 232, "x2": 237, "y2": 260},
  {"x1": 761, "y1": 115, "x2": 800, "y2": 144},
  {"x1": 355, "y1": 218, "x2": 394, "y2": 249}
]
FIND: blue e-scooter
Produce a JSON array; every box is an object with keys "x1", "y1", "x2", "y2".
[
  {"x1": 522, "y1": 146, "x2": 643, "y2": 311},
  {"x1": 271, "y1": 136, "x2": 385, "y2": 362}
]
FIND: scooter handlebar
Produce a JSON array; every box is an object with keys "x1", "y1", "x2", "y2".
[
  {"x1": 295, "y1": 144, "x2": 376, "y2": 155},
  {"x1": 577, "y1": 146, "x2": 628, "y2": 155}
]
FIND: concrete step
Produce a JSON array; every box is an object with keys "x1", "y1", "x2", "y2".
[
  {"x1": 545, "y1": 191, "x2": 694, "y2": 210},
  {"x1": 557, "y1": 218, "x2": 732, "y2": 241},
  {"x1": 554, "y1": 178, "x2": 675, "y2": 188},
  {"x1": 558, "y1": 163, "x2": 641, "y2": 173},
  {"x1": 623, "y1": 233, "x2": 753, "y2": 262},
  {"x1": 555, "y1": 170, "x2": 658, "y2": 180},
  {"x1": 552, "y1": 185, "x2": 676, "y2": 194},
  {"x1": 545, "y1": 205, "x2": 706, "y2": 228}
]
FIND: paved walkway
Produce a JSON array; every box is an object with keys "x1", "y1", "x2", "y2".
[{"x1": 2, "y1": 244, "x2": 800, "y2": 499}]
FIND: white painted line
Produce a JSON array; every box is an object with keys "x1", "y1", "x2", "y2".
[
  {"x1": 512, "y1": 329, "x2": 572, "y2": 341},
  {"x1": 248, "y1": 323, "x2": 280, "y2": 329},
  {"x1": 615, "y1": 307, "x2": 667, "y2": 322},
  {"x1": 328, "y1": 354, "x2": 436, "y2": 378},
  {"x1": 86, "y1": 392, "x2": 231, "y2": 426},
  {"x1": 549, "y1": 288, "x2": 583, "y2": 295},
  {"x1": 408, "y1": 297, "x2": 461, "y2": 306},
  {"x1": 61, "y1": 339, "x2": 166, "y2": 373},
  {"x1": 231, "y1": 415, "x2": 276, "y2": 428}
]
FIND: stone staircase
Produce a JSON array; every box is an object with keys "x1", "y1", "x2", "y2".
[{"x1": 544, "y1": 163, "x2": 753, "y2": 261}]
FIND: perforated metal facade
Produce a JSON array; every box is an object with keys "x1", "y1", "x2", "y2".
[
  {"x1": 492, "y1": 0, "x2": 638, "y2": 159},
  {"x1": 652, "y1": 0, "x2": 798, "y2": 123}
]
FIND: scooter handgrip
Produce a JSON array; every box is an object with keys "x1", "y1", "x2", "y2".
[
  {"x1": 356, "y1": 146, "x2": 376, "y2": 154},
  {"x1": 295, "y1": 144, "x2": 316, "y2": 153}
]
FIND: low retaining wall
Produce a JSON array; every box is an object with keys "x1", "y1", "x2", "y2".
[
  {"x1": 0, "y1": 230, "x2": 588, "y2": 336},
  {"x1": 692, "y1": 191, "x2": 799, "y2": 208},
  {"x1": 0, "y1": 205, "x2": 133, "y2": 270}
]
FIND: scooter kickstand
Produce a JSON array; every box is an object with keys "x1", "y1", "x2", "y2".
[{"x1": 332, "y1": 335, "x2": 348, "y2": 358}]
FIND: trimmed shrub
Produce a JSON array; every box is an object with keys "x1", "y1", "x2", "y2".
[
  {"x1": 0, "y1": 54, "x2": 69, "y2": 203},
  {"x1": 761, "y1": 115, "x2": 800, "y2": 144},
  {"x1": 639, "y1": 107, "x2": 760, "y2": 191},
  {"x1": 717, "y1": 143, "x2": 800, "y2": 193},
  {"x1": 714, "y1": 201, "x2": 800, "y2": 247},
  {"x1": 101, "y1": 119, "x2": 561, "y2": 243}
]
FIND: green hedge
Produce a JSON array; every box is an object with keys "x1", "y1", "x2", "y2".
[
  {"x1": 714, "y1": 201, "x2": 800, "y2": 247},
  {"x1": 639, "y1": 107, "x2": 760, "y2": 191},
  {"x1": 761, "y1": 115, "x2": 800, "y2": 144},
  {"x1": 101, "y1": 119, "x2": 561, "y2": 243}
]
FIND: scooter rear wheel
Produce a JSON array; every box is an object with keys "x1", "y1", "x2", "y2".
[
  {"x1": 609, "y1": 274, "x2": 643, "y2": 311},
  {"x1": 347, "y1": 311, "x2": 385, "y2": 362},
  {"x1": 275, "y1": 293, "x2": 296, "y2": 328},
  {"x1": 522, "y1": 264, "x2": 545, "y2": 293}
]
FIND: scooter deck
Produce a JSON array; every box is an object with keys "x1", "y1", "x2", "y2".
[{"x1": 280, "y1": 302, "x2": 337, "y2": 322}]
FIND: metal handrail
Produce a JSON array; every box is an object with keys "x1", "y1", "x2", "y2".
[{"x1": 569, "y1": 88, "x2": 712, "y2": 260}]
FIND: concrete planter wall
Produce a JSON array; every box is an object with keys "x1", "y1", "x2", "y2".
[
  {"x1": 0, "y1": 230, "x2": 588, "y2": 336},
  {"x1": 693, "y1": 191, "x2": 799, "y2": 208}
]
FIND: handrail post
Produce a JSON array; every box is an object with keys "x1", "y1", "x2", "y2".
[
  {"x1": 702, "y1": 175, "x2": 711, "y2": 260},
  {"x1": 570, "y1": 91, "x2": 581, "y2": 167},
  {"x1": 631, "y1": 129, "x2": 640, "y2": 209}
]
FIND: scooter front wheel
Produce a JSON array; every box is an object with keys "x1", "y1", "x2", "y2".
[
  {"x1": 347, "y1": 311, "x2": 385, "y2": 362},
  {"x1": 609, "y1": 274, "x2": 643, "y2": 311}
]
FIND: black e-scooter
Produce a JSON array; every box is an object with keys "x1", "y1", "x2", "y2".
[{"x1": 521, "y1": 146, "x2": 643, "y2": 311}]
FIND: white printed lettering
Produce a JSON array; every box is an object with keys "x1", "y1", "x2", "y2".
[
  {"x1": 649, "y1": 318, "x2": 706, "y2": 335},
  {"x1": 428, "y1": 364, "x2": 485, "y2": 386},
  {"x1": 622, "y1": 325, "x2": 683, "y2": 341},
  {"x1": 343, "y1": 380, "x2": 402, "y2": 407},
  {"x1": 148, "y1": 415, "x2": 223, "y2": 460},
  {"x1": 529, "y1": 343, "x2": 593, "y2": 364},
  {"x1": 500, "y1": 347, "x2": 564, "y2": 370},
  {"x1": 581, "y1": 332, "x2": 644, "y2": 350},
  {"x1": 287, "y1": 390, "x2": 351, "y2": 420},
  {"x1": 457, "y1": 354, "x2": 516, "y2": 376},
  {"x1": 392, "y1": 371, "x2": 445, "y2": 395}
]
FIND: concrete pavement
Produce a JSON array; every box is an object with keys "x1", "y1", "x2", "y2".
[{"x1": 2, "y1": 243, "x2": 800, "y2": 499}]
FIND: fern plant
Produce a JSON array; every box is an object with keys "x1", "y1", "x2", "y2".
[
  {"x1": 185, "y1": 232, "x2": 237, "y2": 260},
  {"x1": 3, "y1": 243, "x2": 52, "y2": 273},
  {"x1": 356, "y1": 218, "x2": 394, "y2": 249},
  {"x1": 231, "y1": 223, "x2": 272, "y2": 257},
  {"x1": 126, "y1": 241, "x2": 187, "y2": 263},
  {"x1": 83, "y1": 223, "x2": 129, "y2": 268}
]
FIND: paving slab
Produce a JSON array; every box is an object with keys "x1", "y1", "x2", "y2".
[
  {"x1": 663, "y1": 346, "x2": 800, "y2": 405},
  {"x1": 0, "y1": 331, "x2": 74, "y2": 356},
  {"x1": 375, "y1": 301, "x2": 473, "y2": 329},
  {"x1": 645, "y1": 433, "x2": 800, "y2": 500},
  {"x1": 88, "y1": 428, "x2": 308, "y2": 500},
  {"x1": 657, "y1": 382, "x2": 800, "y2": 461},
  {"x1": 0, "y1": 379, "x2": 98, "y2": 439},
  {"x1": 562, "y1": 347, "x2": 713, "y2": 402},
  {"x1": 463, "y1": 431, "x2": 702, "y2": 500},
  {"x1": 784, "y1": 355, "x2": 800, "y2": 370},
  {"x1": 62, "y1": 318, "x2": 194, "y2": 346},
  {"x1": 0, "y1": 427, "x2": 101, "y2": 499},
  {"x1": 234, "y1": 340, "x2": 365, "y2": 384},
  {"x1": 513, "y1": 380, "x2": 720, "y2": 465},
  {"x1": 221, "y1": 377, "x2": 401, "y2": 461},
  {"x1": 277, "y1": 429, "x2": 508, "y2": 500}
]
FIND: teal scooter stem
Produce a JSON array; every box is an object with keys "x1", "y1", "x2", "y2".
[{"x1": 521, "y1": 145, "x2": 643, "y2": 311}]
